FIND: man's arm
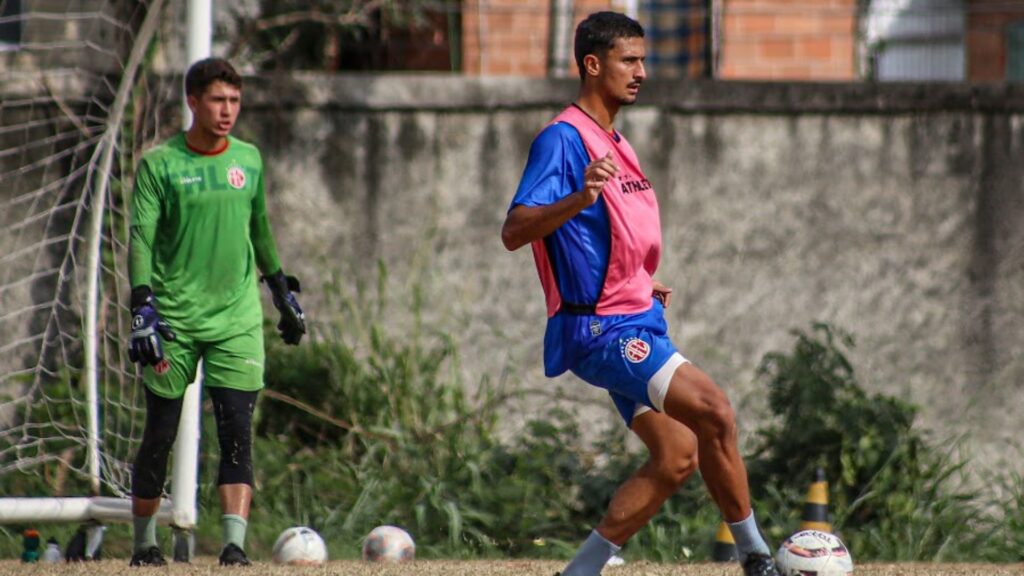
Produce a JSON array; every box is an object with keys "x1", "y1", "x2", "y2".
[
  {"x1": 129, "y1": 158, "x2": 162, "y2": 290},
  {"x1": 249, "y1": 169, "x2": 282, "y2": 276},
  {"x1": 249, "y1": 164, "x2": 306, "y2": 345},
  {"x1": 501, "y1": 151, "x2": 618, "y2": 251},
  {"x1": 502, "y1": 193, "x2": 593, "y2": 252},
  {"x1": 127, "y1": 157, "x2": 175, "y2": 368}
]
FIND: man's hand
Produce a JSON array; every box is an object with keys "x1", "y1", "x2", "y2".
[
  {"x1": 263, "y1": 271, "x2": 306, "y2": 345},
  {"x1": 581, "y1": 152, "x2": 619, "y2": 205},
  {"x1": 128, "y1": 288, "x2": 176, "y2": 370},
  {"x1": 652, "y1": 280, "x2": 673, "y2": 309}
]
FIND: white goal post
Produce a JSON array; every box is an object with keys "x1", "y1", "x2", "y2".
[{"x1": 0, "y1": 0, "x2": 211, "y2": 560}]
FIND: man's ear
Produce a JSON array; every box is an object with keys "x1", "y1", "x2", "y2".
[
  {"x1": 185, "y1": 94, "x2": 198, "y2": 114},
  {"x1": 583, "y1": 53, "x2": 601, "y2": 78}
]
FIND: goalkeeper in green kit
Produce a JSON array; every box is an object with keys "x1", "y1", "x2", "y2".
[{"x1": 126, "y1": 58, "x2": 305, "y2": 567}]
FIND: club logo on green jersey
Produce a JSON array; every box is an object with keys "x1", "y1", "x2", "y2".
[{"x1": 227, "y1": 166, "x2": 246, "y2": 189}]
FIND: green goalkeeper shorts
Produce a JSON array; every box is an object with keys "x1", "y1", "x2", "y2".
[{"x1": 142, "y1": 327, "x2": 264, "y2": 399}]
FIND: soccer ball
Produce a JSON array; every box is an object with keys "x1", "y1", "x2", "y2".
[
  {"x1": 272, "y1": 526, "x2": 328, "y2": 566},
  {"x1": 362, "y1": 525, "x2": 415, "y2": 563},
  {"x1": 776, "y1": 530, "x2": 854, "y2": 576}
]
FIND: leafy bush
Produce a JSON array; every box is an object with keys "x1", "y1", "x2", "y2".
[
  {"x1": 204, "y1": 312, "x2": 1022, "y2": 563},
  {"x1": 4, "y1": 295, "x2": 1023, "y2": 563},
  {"x1": 230, "y1": 272, "x2": 599, "y2": 559},
  {"x1": 749, "y1": 323, "x2": 998, "y2": 561}
]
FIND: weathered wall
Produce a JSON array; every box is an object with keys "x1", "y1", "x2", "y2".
[
  {"x1": 231, "y1": 76, "x2": 1023, "y2": 462},
  {"x1": 2, "y1": 75, "x2": 1021, "y2": 465}
]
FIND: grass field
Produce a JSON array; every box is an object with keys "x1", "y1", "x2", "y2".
[{"x1": 3, "y1": 560, "x2": 1023, "y2": 576}]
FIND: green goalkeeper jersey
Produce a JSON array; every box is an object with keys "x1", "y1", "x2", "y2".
[{"x1": 129, "y1": 133, "x2": 282, "y2": 341}]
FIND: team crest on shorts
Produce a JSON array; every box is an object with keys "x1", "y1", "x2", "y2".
[
  {"x1": 621, "y1": 337, "x2": 650, "y2": 364},
  {"x1": 227, "y1": 166, "x2": 246, "y2": 189}
]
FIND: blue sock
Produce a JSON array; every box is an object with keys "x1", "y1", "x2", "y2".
[
  {"x1": 728, "y1": 511, "x2": 771, "y2": 563},
  {"x1": 562, "y1": 530, "x2": 620, "y2": 576}
]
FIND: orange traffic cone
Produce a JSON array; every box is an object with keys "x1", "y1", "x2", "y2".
[
  {"x1": 711, "y1": 521, "x2": 737, "y2": 562},
  {"x1": 799, "y1": 468, "x2": 832, "y2": 533}
]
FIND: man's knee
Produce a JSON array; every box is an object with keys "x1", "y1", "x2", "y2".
[
  {"x1": 686, "y1": 372, "x2": 736, "y2": 440},
  {"x1": 647, "y1": 427, "x2": 699, "y2": 488},
  {"x1": 700, "y1": 389, "x2": 741, "y2": 438},
  {"x1": 132, "y1": 427, "x2": 178, "y2": 499},
  {"x1": 705, "y1": 395, "x2": 736, "y2": 441},
  {"x1": 209, "y1": 388, "x2": 258, "y2": 486},
  {"x1": 652, "y1": 450, "x2": 698, "y2": 489}
]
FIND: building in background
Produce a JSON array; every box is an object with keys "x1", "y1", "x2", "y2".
[
  {"x1": 863, "y1": 0, "x2": 965, "y2": 81},
  {"x1": 967, "y1": 0, "x2": 1024, "y2": 81},
  {"x1": 458, "y1": 0, "x2": 1024, "y2": 82},
  {"x1": 718, "y1": 0, "x2": 858, "y2": 81},
  {"x1": 6, "y1": 0, "x2": 1024, "y2": 82},
  {"x1": 0, "y1": 0, "x2": 22, "y2": 48},
  {"x1": 460, "y1": 0, "x2": 710, "y2": 78}
]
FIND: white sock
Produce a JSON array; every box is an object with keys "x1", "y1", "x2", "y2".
[
  {"x1": 728, "y1": 511, "x2": 771, "y2": 563},
  {"x1": 561, "y1": 530, "x2": 621, "y2": 576}
]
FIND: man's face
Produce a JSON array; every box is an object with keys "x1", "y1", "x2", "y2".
[
  {"x1": 187, "y1": 80, "x2": 241, "y2": 138},
  {"x1": 595, "y1": 36, "x2": 647, "y2": 105}
]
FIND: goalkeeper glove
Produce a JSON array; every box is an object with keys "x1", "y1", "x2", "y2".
[
  {"x1": 128, "y1": 286, "x2": 176, "y2": 370},
  {"x1": 262, "y1": 271, "x2": 306, "y2": 345}
]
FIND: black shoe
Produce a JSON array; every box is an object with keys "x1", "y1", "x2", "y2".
[
  {"x1": 742, "y1": 552, "x2": 781, "y2": 576},
  {"x1": 219, "y1": 543, "x2": 251, "y2": 566},
  {"x1": 129, "y1": 546, "x2": 166, "y2": 567}
]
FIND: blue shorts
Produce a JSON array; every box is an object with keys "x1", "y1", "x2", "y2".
[{"x1": 570, "y1": 324, "x2": 689, "y2": 427}]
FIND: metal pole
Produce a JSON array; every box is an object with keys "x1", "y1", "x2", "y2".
[
  {"x1": 549, "y1": 0, "x2": 573, "y2": 78},
  {"x1": 169, "y1": 0, "x2": 211, "y2": 555},
  {"x1": 182, "y1": 0, "x2": 212, "y2": 127}
]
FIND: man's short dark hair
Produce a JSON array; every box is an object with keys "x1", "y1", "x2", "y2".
[
  {"x1": 184, "y1": 58, "x2": 241, "y2": 97},
  {"x1": 574, "y1": 11, "x2": 645, "y2": 80}
]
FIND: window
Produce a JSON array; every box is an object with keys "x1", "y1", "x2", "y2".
[
  {"x1": 1007, "y1": 21, "x2": 1024, "y2": 81},
  {"x1": 640, "y1": 0, "x2": 711, "y2": 78},
  {"x1": 0, "y1": 0, "x2": 22, "y2": 48},
  {"x1": 864, "y1": 0, "x2": 965, "y2": 81}
]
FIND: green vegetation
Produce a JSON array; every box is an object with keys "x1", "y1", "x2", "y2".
[
  {"x1": 1, "y1": 284, "x2": 1021, "y2": 562},
  {"x1": 747, "y1": 324, "x2": 999, "y2": 561}
]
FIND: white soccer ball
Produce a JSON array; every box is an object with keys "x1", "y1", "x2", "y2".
[
  {"x1": 272, "y1": 526, "x2": 328, "y2": 566},
  {"x1": 776, "y1": 530, "x2": 854, "y2": 576},
  {"x1": 362, "y1": 525, "x2": 415, "y2": 563}
]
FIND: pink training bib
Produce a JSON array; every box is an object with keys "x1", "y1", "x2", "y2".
[{"x1": 533, "y1": 105, "x2": 662, "y2": 317}]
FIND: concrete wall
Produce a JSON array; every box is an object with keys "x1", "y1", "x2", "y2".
[
  {"x1": 234, "y1": 75, "x2": 1023, "y2": 462},
  {"x1": 1, "y1": 74, "x2": 1021, "y2": 466}
]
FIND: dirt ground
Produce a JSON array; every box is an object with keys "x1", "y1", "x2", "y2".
[{"x1": 3, "y1": 560, "x2": 1024, "y2": 576}]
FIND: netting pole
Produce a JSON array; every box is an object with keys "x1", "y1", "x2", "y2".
[
  {"x1": 83, "y1": 0, "x2": 168, "y2": 500},
  {"x1": 182, "y1": 0, "x2": 212, "y2": 127},
  {"x1": 548, "y1": 0, "x2": 573, "y2": 78},
  {"x1": 170, "y1": 0, "x2": 212, "y2": 562}
]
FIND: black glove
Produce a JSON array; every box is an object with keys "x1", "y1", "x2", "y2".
[
  {"x1": 262, "y1": 271, "x2": 306, "y2": 345},
  {"x1": 128, "y1": 286, "x2": 176, "y2": 368}
]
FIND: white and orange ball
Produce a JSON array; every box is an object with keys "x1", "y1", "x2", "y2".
[
  {"x1": 776, "y1": 529, "x2": 854, "y2": 576},
  {"x1": 362, "y1": 525, "x2": 415, "y2": 563}
]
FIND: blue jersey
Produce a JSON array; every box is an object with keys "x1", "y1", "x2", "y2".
[{"x1": 511, "y1": 108, "x2": 665, "y2": 377}]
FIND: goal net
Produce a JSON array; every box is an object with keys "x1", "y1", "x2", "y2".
[{"x1": 0, "y1": 0, "x2": 179, "y2": 524}]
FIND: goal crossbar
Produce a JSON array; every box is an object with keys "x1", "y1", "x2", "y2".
[{"x1": 0, "y1": 497, "x2": 174, "y2": 524}]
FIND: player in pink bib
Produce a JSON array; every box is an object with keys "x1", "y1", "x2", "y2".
[{"x1": 502, "y1": 12, "x2": 780, "y2": 576}]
